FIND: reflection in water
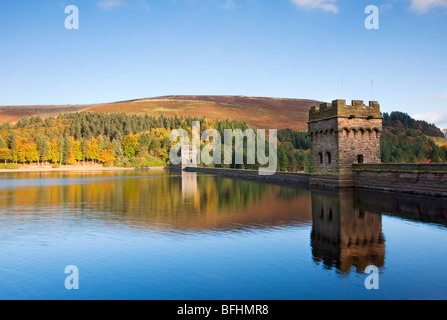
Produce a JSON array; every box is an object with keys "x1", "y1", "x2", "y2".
[
  {"x1": 0, "y1": 170, "x2": 447, "y2": 299},
  {"x1": 310, "y1": 189, "x2": 385, "y2": 274},
  {"x1": 181, "y1": 172, "x2": 198, "y2": 199},
  {"x1": 0, "y1": 170, "x2": 312, "y2": 234},
  {"x1": 354, "y1": 190, "x2": 447, "y2": 227},
  {"x1": 309, "y1": 188, "x2": 447, "y2": 274},
  {"x1": 0, "y1": 170, "x2": 446, "y2": 278}
]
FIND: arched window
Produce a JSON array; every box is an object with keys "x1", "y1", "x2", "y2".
[{"x1": 318, "y1": 152, "x2": 323, "y2": 165}]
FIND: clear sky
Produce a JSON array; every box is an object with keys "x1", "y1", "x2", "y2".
[{"x1": 1, "y1": 0, "x2": 446, "y2": 128}]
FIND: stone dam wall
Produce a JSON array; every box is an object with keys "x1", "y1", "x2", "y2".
[
  {"x1": 352, "y1": 163, "x2": 447, "y2": 197},
  {"x1": 184, "y1": 164, "x2": 447, "y2": 197}
]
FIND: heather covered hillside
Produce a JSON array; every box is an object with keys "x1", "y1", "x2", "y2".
[{"x1": 0, "y1": 96, "x2": 317, "y2": 131}]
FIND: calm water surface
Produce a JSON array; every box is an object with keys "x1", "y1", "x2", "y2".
[{"x1": 0, "y1": 170, "x2": 446, "y2": 300}]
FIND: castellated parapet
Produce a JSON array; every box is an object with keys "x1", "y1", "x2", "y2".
[
  {"x1": 309, "y1": 100, "x2": 381, "y2": 123},
  {"x1": 308, "y1": 100, "x2": 383, "y2": 178}
]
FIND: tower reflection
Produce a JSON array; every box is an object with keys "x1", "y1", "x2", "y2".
[
  {"x1": 310, "y1": 189, "x2": 385, "y2": 274},
  {"x1": 181, "y1": 172, "x2": 198, "y2": 198}
]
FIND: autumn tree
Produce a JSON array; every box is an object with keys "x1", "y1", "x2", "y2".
[
  {"x1": 0, "y1": 148, "x2": 11, "y2": 165},
  {"x1": 85, "y1": 139, "x2": 100, "y2": 164},
  {"x1": 71, "y1": 137, "x2": 83, "y2": 164},
  {"x1": 25, "y1": 142, "x2": 39, "y2": 164},
  {"x1": 99, "y1": 149, "x2": 115, "y2": 165},
  {"x1": 123, "y1": 134, "x2": 139, "y2": 158},
  {"x1": 17, "y1": 138, "x2": 39, "y2": 164},
  {"x1": 46, "y1": 138, "x2": 61, "y2": 164},
  {"x1": 17, "y1": 138, "x2": 28, "y2": 164}
]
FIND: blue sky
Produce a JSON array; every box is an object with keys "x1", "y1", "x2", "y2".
[{"x1": 1, "y1": 0, "x2": 447, "y2": 128}]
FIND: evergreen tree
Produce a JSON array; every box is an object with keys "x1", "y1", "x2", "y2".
[
  {"x1": 58, "y1": 136, "x2": 65, "y2": 165},
  {"x1": 97, "y1": 135, "x2": 107, "y2": 153},
  {"x1": 62, "y1": 134, "x2": 72, "y2": 165},
  {"x1": 111, "y1": 138, "x2": 124, "y2": 163},
  {"x1": 0, "y1": 136, "x2": 6, "y2": 149},
  {"x1": 9, "y1": 132, "x2": 19, "y2": 163},
  {"x1": 81, "y1": 138, "x2": 88, "y2": 164}
]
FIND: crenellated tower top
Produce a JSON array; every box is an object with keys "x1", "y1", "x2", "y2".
[{"x1": 309, "y1": 99, "x2": 381, "y2": 123}]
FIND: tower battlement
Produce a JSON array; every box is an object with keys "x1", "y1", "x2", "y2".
[{"x1": 309, "y1": 99, "x2": 381, "y2": 123}]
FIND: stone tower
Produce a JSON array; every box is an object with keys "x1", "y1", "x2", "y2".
[{"x1": 308, "y1": 100, "x2": 382, "y2": 179}]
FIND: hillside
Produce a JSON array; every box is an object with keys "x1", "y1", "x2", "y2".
[
  {"x1": 430, "y1": 136, "x2": 447, "y2": 147},
  {"x1": 0, "y1": 96, "x2": 318, "y2": 131},
  {"x1": 0, "y1": 105, "x2": 91, "y2": 125},
  {"x1": 382, "y1": 111, "x2": 444, "y2": 138}
]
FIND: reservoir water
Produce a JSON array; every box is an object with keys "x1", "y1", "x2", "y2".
[{"x1": 0, "y1": 170, "x2": 446, "y2": 300}]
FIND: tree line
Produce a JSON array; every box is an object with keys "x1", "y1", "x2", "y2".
[
  {"x1": 381, "y1": 111, "x2": 447, "y2": 163},
  {"x1": 0, "y1": 112, "x2": 311, "y2": 171},
  {"x1": 0, "y1": 110, "x2": 443, "y2": 171},
  {"x1": 382, "y1": 111, "x2": 444, "y2": 138}
]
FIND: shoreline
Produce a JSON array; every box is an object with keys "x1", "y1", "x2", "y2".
[{"x1": 0, "y1": 165, "x2": 171, "y2": 173}]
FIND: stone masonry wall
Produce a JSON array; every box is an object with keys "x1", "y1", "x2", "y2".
[
  {"x1": 309, "y1": 118, "x2": 339, "y2": 175},
  {"x1": 353, "y1": 164, "x2": 447, "y2": 197},
  {"x1": 309, "y1": 116, "x2": 382, "y2": 176},
  {"x1": 337, "y1": 117, "x2": 382, "y2": 175}
]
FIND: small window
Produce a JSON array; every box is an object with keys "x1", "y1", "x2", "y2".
[
  {"x1": 318, "y1": 153, "x2": 323, "y2": 165},
  {"x1": 326, "y1": 152, "x2": 331, "y2": 164},
  {"x1": 358, "y1": 210, "x2": 365, "y2": 219},
  {"x1": 357, "y1": 155, "x2": 364, "y2": 164}
]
